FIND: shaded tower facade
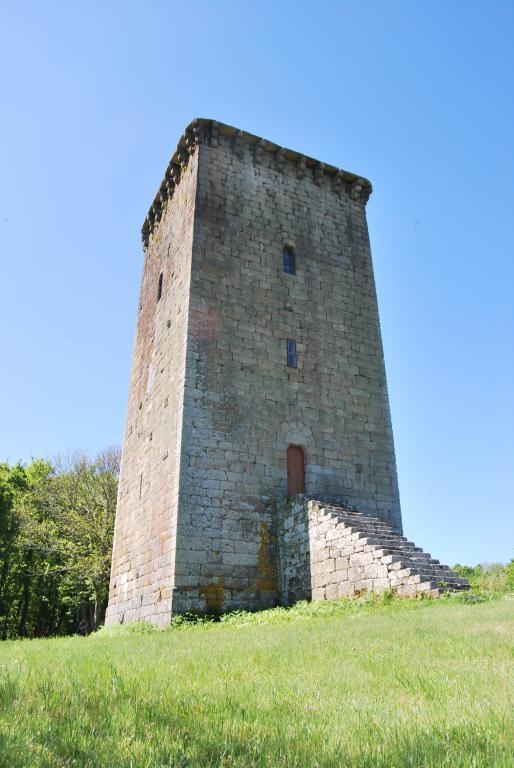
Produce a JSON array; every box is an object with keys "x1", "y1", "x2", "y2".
[{"x1": 106, "y1": 119, "x2": 402, "y2": 625}]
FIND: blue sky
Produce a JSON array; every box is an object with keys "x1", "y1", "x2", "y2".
[{"x1": 1, "y1": 1, "x2": 512, "y2": 566}]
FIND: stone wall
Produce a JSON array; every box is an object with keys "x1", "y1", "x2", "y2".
[{"x1": 105, "y1": 145, "x2": 199, "y2": 626}]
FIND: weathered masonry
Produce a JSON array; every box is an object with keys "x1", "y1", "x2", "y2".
[{"x1": 106, "y1": 119, "x2": 466, "y2": 626}]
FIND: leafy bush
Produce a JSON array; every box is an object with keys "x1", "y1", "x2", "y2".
[
  {"x1": 455, "y1": 591, "x2": 489, "y2": 604},
  {"x1": 126, "y1": 620, "x2": 158, "y2": 634},
  {"x1": 453, "y1": 561, "x2": 513, "y2": 595}
]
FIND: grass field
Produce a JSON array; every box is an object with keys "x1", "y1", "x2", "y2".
[{"x1": 0, "y1": 595, "x2": 513, "y2": 767}]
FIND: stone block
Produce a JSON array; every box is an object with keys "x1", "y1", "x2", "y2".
[
  {"x1": 351, "y1": 552, "x2": 374, "y2": 566},
  {"x1": 334, "y1": 556, "x2": 351, "y2": 571},
  {"x1": 353, "y1": 579, "x2": 373, "y2": 592},
  {"x1": 336, "y1": 581, "x2": 352, "y2": 597},
  {"x1": 330, "y1": 569, "x2": 348, "y2": 584},
  {"x1": 372, "y1": 577, "x2": 391, "y2": 591},
  {"x1": 325, "y1": 584, "x2": 339, "y2": 599}
]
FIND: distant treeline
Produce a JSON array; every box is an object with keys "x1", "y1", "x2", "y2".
[
  {"x1": 0, "y1": 448, "x2": 119, "y2": 639},
  {"x1": 453, "y1": 561, "x2": 514, "y2": 593}
]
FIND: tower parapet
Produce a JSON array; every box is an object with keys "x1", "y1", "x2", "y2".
[{"x1": 142, "y1": 119, "x2": 372, "y2": 248}]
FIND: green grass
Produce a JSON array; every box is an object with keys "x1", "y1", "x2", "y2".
[{"x1": 1, "y1": 595, "x2": 513, "y2": 767}]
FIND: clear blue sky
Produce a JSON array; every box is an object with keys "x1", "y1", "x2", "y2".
[{"x1": 1, "y1": 1, "x2": 512, "y2": 566}]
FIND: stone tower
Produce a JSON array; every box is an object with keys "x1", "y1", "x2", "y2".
[{"x1": 105, "y1": 118, "x2": 406, "y2": 626}]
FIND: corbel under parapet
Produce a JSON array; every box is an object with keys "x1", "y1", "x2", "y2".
[
  {"x1": 296, "y1": 156, "x2": 307, "y2": 179},
  {"x1": 254, "y1": 139, "x2": 267, "y2": 164},
  {"x1": 350, "y1": 178, "x2": 371, "y2": 205},
  {"x1": 233, "y1": 130, "x2": 245, "y2": 159},
  {"x1": 314, "y1": 163, "x2": 325, "y2": 186}
]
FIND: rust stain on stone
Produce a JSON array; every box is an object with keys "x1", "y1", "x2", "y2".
[
  {"x1": 257, "y1": 522, "x2": 277, "y2": 593},
  {"x1": 199, "y1": 582, "x2": 225, "y2": 612},
  {"x1": 190, "y1": 306, "x2": 219, "y2": 340}
]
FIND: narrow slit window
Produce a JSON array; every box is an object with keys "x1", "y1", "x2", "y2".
[
  {"x1": 157, "y1": 272, "x2": 163, "y2": 302},
  {"x1": 286, "y1": 339, "x2": 297, "y2": 368},
  {"x1": 139, "y1": 472, "x2": 143, "y2": 499},
  {"x1": 283, "y1": 246, "x2": 295, "y2": 275}
]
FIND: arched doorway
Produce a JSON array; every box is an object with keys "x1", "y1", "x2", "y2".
[{"x1": 287, "y1": 445, "x2": 305, "y2": 497}]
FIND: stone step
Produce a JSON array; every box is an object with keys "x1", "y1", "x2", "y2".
[
  {"x1": 325, "y1": 510, "x2": 393, "y2": 529},
  {"x1": 338, "y1": 535, "x2": 461, "y2": 582},
  {"x1": 389, "y1": 559, "x2": 462, "y2": 579},
  {"x1": 388, "y1": 556, "x2": 465, "y2": 580},
  {"x1": 394, "y1": 567, "x2": 468, "y2": 588},
  {"x1": 413, "y1": 570, "x2": 466, "y2": 583},
  {"x1": 332, "y1": 516, "x2": 391, "y2": 530},
  {"x1": 396, "y1": 581, "x2": 440, "y2": 596},
  {"x1": 378, "y1": 545, "x2": 431, "y2": 557},
  {"x1": 307, "y1": 497, "x2": 469, "y2": 595}
]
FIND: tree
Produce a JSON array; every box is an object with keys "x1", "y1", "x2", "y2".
[
  {"x1": 50, "y1": 447, "x2": 120, "y2": 628},
  {"x1": 453, "y1": 561, "x2": 512, "y2": 593},
  {"x1": 0, "y1": 462, "x2": 28, "y2": 638},
  {"x1": 0, "y1": 447, "x2": 120, "y2": 639},
  {"x1": 505, "y1": 560, "x2": 514, "y2": 590}
]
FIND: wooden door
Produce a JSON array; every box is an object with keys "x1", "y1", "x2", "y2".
[{"x1": 287, "y1": 445, "x2": 305, "y2": 497}]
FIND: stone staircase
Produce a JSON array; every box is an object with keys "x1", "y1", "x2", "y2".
[
  {"x1": 280, "y1": 497, "x2": 469, "y2": 603},
  {"x1": 312, "y1": 500, "x2": 469, "y2": 597}
]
